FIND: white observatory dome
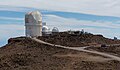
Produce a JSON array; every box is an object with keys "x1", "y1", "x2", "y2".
[
  {"x1": 42, "y1": 25, "x2": 49, "y2": 33},
  {"x1": 25, "y1": 11, "x2": 42, "y2": 24},
  {"x1": 52, "y1": 27, "x2": 59, "y2": 32},
  {"x1": 31, "y1": 11, "x2": 42, "y2": 22}
]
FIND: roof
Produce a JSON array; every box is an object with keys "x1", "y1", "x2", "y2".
[
  {"x1": 52, "y1": 27, "x2": 59, "y2": 32},
  {"x1": 42, "y1": 25, "x2": 49, "y2": 32},
  {"x1": 25, "y1": 11, "x2": 42, "y2": 22}
]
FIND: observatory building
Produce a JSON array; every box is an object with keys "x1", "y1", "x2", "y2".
[
  {"x1": 42, "y1": 22, "x2": 50, "y2": 35},
  {"x1": 52, "y1": 27, "x2": 59, "y2": 33},
  {"x1": 25, "y1": 11, "x2": 59, "y2": 37},
  {"x1": 25, "y1": 11, "x2": 42, "y2": 37}
]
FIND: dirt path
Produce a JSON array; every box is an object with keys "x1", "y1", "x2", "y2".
[{"x1": 31, "y1": 37, "x2": 120, "y2": 61}]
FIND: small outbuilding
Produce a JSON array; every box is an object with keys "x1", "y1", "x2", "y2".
[
  {"x1": 52, "y1": 27, "x2": 59, "y2": 33},
  {"x1": 42, "y1": 22, "x2": 51, "y2": 36}
]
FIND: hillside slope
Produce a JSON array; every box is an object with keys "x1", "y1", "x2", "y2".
[
  {"x1": 0, "y1": 37, "x2": 119, "y2": 70},
  {"x1": 38, "y1": 32, "x2": 120, "y2": 47}
]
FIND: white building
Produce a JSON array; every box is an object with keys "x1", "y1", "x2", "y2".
[
  {"x1": 42, "y1": 22, "x2": 49, "y2": 35},
  {"x1": 42, "y1": 22, "x2": 48, "y2": 33},
  {"x1": 52, "y1": 27, "x2": 59, "y2": 33},
  {"x1": 42, "y1": 22, "x2": 52, "y2": 36},
  {"x1": 25, "y1": 11, "x2": 42, "y2": 37}
]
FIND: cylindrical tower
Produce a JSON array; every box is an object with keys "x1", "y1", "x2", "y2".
[{"x1": 25, "y1": 11, "x2": 42, "y2": 37}]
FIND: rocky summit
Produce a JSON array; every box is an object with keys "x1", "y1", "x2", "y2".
[{"x1": 0, "y1": 32, "x2": 120, "y2": 70}]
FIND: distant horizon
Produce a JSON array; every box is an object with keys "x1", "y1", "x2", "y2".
[{"x1": 0, "y1": 29, "x2": 117, "y2": 47}]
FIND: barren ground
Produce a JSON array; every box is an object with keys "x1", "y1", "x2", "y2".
[
  {"x1": 0, "y1": 37, "x2": 119, "y2": 70},
  {"x1": 38, "y1": 32, "x2": 120, "y2": 47}
]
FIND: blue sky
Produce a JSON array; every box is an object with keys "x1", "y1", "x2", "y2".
[{"x1": 0, "y1": 0, "x2": 120, "y2": 47}]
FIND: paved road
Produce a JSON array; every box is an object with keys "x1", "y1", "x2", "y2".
[{"x1": 31, "y1": 37, "x2": 120, "y2": 61}]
